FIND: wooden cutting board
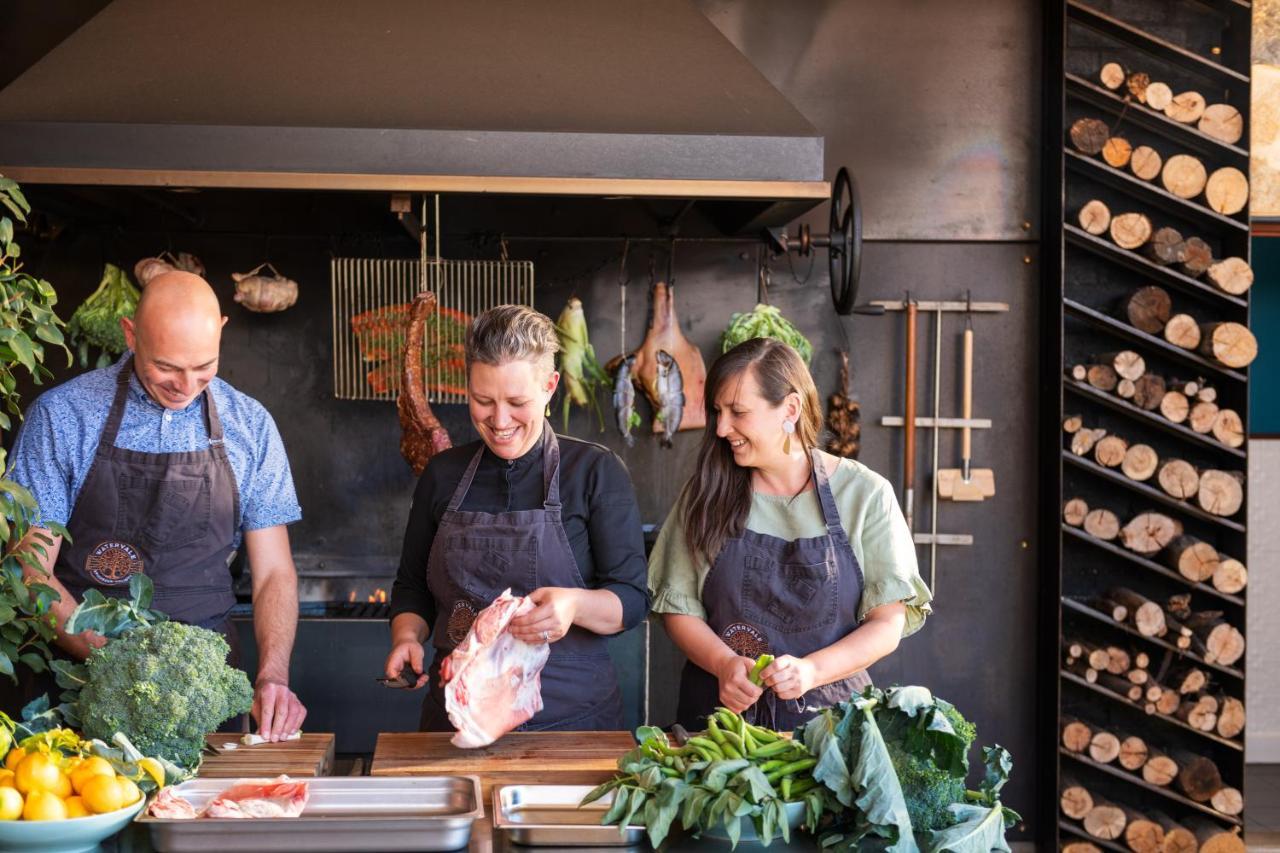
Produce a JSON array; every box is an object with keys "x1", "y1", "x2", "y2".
[
  {"x1": 370, "y1": 732, "x2": 631, "y2": 803},
  {"x1": 197, "y1": 733, "x2": 335, "y2": 778}
]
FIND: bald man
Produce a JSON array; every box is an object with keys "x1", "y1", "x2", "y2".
[{"x1": 4, "y1": 272, "x2": 307, "y2": 740}]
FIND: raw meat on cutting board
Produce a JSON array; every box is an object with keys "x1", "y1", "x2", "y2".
[{"x1": 441, "y1": 589, "x2": 550, "y2": 748}]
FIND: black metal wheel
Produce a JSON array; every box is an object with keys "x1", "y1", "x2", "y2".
[{"x1": 828, "y1": 167, "x2": 862, "y2": 315}]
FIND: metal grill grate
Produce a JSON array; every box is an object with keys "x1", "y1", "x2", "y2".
[{"x1": 331, "y1": 257, "x2": 534, "y2": 403}]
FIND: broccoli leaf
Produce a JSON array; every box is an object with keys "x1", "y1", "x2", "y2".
[
  {"x1": 850, "y1": 699, "x2": 917, "y2": 852},
  {"x1": 926, "y1": 803, "x2": 1011, "y2": 853},
  {"x1": 980, "y1": 746, "x2": 1013, "y2": 802},
  {"x1": 802, "y1": 707, "x2": 854, "y2": 807}
]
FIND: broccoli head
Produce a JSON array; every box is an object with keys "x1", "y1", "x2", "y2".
[
  {"x1": 882, "y1": 699, "x2": 977, "y2": 833},
  {"x1": 76, "y1": 620, "x2": 253, "y2": 768}
]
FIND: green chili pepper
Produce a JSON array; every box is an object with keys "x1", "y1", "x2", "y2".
[
  {"x1": 749, "y1": 739, "x2": 794, "y2": 759},
  {"x1": 706, "y1": 715, "x2": 728, "y2": 746},
  {"x1": 748, "y1": 654, "x2": 775, "y2": 686},
  {"x1": 687, "y1": 736, "x2": 724, "y2": 760},
  {"x1": 765, "y1": 757, "x2": 817, "y2": 784}
]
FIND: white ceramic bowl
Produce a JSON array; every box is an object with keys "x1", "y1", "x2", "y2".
[{"x1": 0, "y1": 797, "x2": 145, "y2": 853}]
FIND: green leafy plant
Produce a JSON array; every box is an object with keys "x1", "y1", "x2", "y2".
[
  {"x1": 0, "y1": 175, "x2": 71, "y2": 686},
  {"x1": 67, "y1": 263, "x2": 139, "y2": 369},
  {"x1": 797, "y1": 685, "x2": 1019, "y2": 853},
  {"x1": 584, "y1": 708, "x2": 826, "y2": 849},
  {"x1": 720, "y1": 303, "x2": 813, "y2": 364}
]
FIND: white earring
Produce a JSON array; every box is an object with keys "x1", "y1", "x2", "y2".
[{"x1": 783, "y1": 419, "x2": 795, "y2": 453}]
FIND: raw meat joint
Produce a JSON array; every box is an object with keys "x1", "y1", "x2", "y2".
[
  {"x1": 147, "y1": 776, "x2": 310, "y2": 820},
  {"x1": 206, "y1": 776, "x2": 311, "y2": 819},
  {"x1": 441, "y1": 589, "x2": 550, "y2": 748}
]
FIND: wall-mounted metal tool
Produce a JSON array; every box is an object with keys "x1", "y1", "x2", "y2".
[
  {"x1": 871, "y1": 296, "x2": 1009, "y2": 592},
  {"x1": 764, "y1": 167, "x2": 866, "y2": 314}
]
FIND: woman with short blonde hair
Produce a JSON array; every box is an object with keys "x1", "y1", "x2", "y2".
[{"x1": 386, "y1": 304, "x2": 649, "y2": 732}]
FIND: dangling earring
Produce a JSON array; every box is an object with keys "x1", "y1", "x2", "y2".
[
  {"x1": 545, "y1": 402, "x2": 552, "y2": 417},
  {"x1": 782, "y1": 419, "x2": 796, "y2": 454}
]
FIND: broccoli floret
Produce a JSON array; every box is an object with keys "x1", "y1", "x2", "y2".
[
  {"x1": 883, "y1": 701, "x2": 977, "y2": 832},
  {"x1": 76, "y1": 620, "x2": 253, "y2": 768}
]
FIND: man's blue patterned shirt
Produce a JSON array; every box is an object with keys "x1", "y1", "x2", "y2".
[{"x1": 8, "y1": 353, "x2": 301, "y2": 544}]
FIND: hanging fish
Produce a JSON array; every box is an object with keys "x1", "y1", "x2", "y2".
[
  {"x1": 653, "y1": 350, "x2": 684, "y2": 448},
  {"x1": 612, "y1": 354, "x2": 639, "y2": 447}
]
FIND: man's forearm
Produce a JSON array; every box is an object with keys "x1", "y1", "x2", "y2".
[{"x1": 252, "y1": 570, "x2": 298, "y2": 685}]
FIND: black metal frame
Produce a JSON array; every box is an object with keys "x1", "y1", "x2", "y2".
[{"x1": 1042, "y1": 1, "x2": 1250, "y2": 843}]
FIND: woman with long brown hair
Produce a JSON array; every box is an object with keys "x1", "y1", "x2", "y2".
[{"x1": 649, "y1": 337, "x2": 930, "y2": 729}]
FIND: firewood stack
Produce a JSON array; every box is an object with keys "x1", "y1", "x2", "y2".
[{"x1": 1056, "y1": 32, "x2": 1253, "y2": 839}]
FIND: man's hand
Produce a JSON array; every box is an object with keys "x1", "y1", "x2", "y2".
[
  {"x1": 252, "y1": 679, "x2": 307, "y2": 742},
  {"x1": 714, "y1": 654, "x2": 763, "y2": 713},
  {"x1": 507, "y1": 587, "x2": 580, "y2": 644},
  {"x1": 760, "y1": 655, "x2": 819, "y2": 701}
]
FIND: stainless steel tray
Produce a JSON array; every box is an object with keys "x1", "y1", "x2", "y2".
[
  {"x1": 137, "y1": 775, "x2": 482, "y2": 852},
  {"x1": 493, "y1": 784, "x2": 646, "y2": 848}
]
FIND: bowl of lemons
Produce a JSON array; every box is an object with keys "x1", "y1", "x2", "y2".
[{"x1": 0, "y1": 750, "x2": 146, "y2": 853}]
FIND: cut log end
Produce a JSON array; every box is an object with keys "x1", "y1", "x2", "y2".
[
  {"x1": 1197, "y1": 469, "x2": 1244, "y2": 518},
  {"x1": 1198, "y1": 103, "x2": 1244, "y2": 144},
  {"x1": 1063, "y1": 497, "x2": 1089, "y2": 527},
  {"x1": 1161, "y1": 153, "x2": 1208, "y2": 198},
  {"x1": 1111, "y1": 212, "x2": 1153, "y2": 249},
  {"x1": 1121, "y1": 443, "x2": 1158, "y2": 481},
  {"x1": 1163, "y1": 314, "x2": 1201, "y2": 351},
  {"x1": 1099, "y1": 62, "x2": 1126, "y2": 90},
  {"x1": 1199, "y1": 322, "x2": 1258, "y2": 369},
  {"x1": 1084, "y1": 508, "x2": 1121, "y2": 541},
  {"x1": 1165, "y1": 91, "x2": 1207, "y2": 124},
  {"x1": 1078, "y1": 199, "x2": 1112, "y2": 235},
  {"x1": 1071, "y1": 118, "x2": 1111, "y2": 155},
  {"x1": 1211, "y1": 409, "x2": 1244, "y2": 448},
  {"x1": 1212, "y1": 558, "x2": 1247, "y2": 595},
  {"x1": 1207, "y1": 257, "x2": 1254, "y2": 296},
  {"x1": 1205, "y1": 167, "x2": 1249, "y2": 216},
  {"x1": 1130, "y1": 145, "x2": 1162, "y2": 180}
]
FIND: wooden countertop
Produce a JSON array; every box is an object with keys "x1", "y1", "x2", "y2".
[
  {"x1": 370, "y1": 731, "x2": 632, "y2": 803},
  {"x1": 196, "y1": 733, "x2": 335, "y2": 778}
]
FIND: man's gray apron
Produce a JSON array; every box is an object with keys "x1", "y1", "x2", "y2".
[
  {"x1": 676, "y1": 447, "x2": 871, "y2": 732},
  {"x1": 420, "y1": 423, "x2": 622, "y2": 732},
  {"x1": 1, "y1": 358, "x2": 241, "y2": 714}
]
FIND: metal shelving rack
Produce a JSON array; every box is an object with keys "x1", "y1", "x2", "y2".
[{"x1": 1041, "y1": 0, "x2": 1251, "y2": 845}]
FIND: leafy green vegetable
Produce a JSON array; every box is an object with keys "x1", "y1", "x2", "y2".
[
  {"x1": 720, "y1": 304, "x2": 813, "y2": 364},
  {"x1": 48, "y1": 575, "x2": 253, "y2": 769},
  {"x1": 67, "y1": 263, "x2": 139, "y2": 369},
  {"x1": 796, "y1": 686, "x2": 1015, "y2": 852},
  {"x1": 585, "y1": 708, "x2": 826, "y2": 849}
]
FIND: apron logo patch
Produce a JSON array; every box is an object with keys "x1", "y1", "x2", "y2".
[
  {"x1": 447, "y1": 600, "x2": 478, "y2": 646},
  {"x1": 85, "y1": 540, "x2": 144, "y2": 586},
  {"x1": 721, "y1": 622, "x2": 768, "y2": 659}
]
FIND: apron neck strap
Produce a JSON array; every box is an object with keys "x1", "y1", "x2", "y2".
[
  {"x1": 809, "y1": 447, "x2": 843, "y2": 537},
  {"x1": 541, "y1": 422, "x2": 562, "y2": 510},
  {"x1": 102, "y1": 358, "x2": 135, "y2": 447},
  {"x1": 446, "y1": 423, "x2": 561, "y2": 512}
]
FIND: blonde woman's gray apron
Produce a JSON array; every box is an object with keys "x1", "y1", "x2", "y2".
[
  {"x1": 676, "y1": 447, "x2": 870, "y2": 731},
  {"x1": 421, "y1": 424, "x2": 622, "y2": 732}
]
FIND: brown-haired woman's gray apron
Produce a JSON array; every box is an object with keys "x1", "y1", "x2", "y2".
[
  {"x1": 420, "y1": 424, "x2": 622, "y2": 732},
  {"x1": 1, "y1": 358, "x2": 242, "y2": 714},
  {"x1": 676, "y1": 447, "x2": 871, "y2": 732}
]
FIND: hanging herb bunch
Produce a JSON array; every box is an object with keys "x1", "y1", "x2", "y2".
[
  {"x1": 67, "y1": 263, "x2": 140, "y2": 369},
  {"x1": 0, "y1": 175, "x2": 72, "y2": 685}
]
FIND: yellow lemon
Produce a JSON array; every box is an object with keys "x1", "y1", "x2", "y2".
[
  {"x1": 137, "y1": 757, "x2": 166, "y2": 788},
  {"x1": 63, "y1": 796, "x2": 90, "y2": 818},
  {"x1": 81, "y1": 774, "x2": 125, "y2": 814},
  {"x1": 22, "y1": 790, "x2": 67, "y2": 821},
  {"x1": 14, "y1": 752, "x2": 61, "y2": 795},
  {"x1": 52, "y1": 772, "x2": 72, "y2": 800},
  {"x1": 3, "y1": 748, "x2": 24, "y2": 772},
  {"x1": 0, "y1": 787, "x2": 21, "y2": 821},
  {"x1": 71, "y1": 757, "x2": 114, "y2": 795},
  {"x1": 0, "y1": 769, "x2": 15, "y2": 789},
  {"x1": 117, "y1": 776, "x2": 142, "y2": 806}
]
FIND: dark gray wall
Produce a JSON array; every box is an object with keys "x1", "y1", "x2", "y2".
[{"x1": 7, "y1": 0, "x2": 1043, "y2": 832}]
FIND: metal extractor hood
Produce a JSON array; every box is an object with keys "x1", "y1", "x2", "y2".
[{"x1": 0, "y1": 0, "x2": 827, "y2": 207}]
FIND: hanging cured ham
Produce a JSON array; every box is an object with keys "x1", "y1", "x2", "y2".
[
  {"x1": 441, "y1": 589, "x2": 550, "y2": 748},
  {"x1": 398, "y1": 291, "x2": 453, "y2": 474},
  {"x1": 631, "y1": 281, "x2": 706, "y2": 432}
]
